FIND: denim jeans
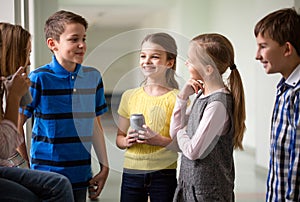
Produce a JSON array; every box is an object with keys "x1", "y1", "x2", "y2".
[
  {"x1": 0, "y1": 177, "x2": 40, "y2": 202},
  {"x1": 121, "y1": 169, "x2": 177, "y2": 202},
  {"x1": 0, "y1": 166, "x2": 74, "y2": 202},
  {"x1": 73, "y1": 188, "x2": 87, "y2": 202}
]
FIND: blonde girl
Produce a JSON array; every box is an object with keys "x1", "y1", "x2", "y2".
[{"x1": 170, "y1": 33, "x2": 246, "y2": 201}]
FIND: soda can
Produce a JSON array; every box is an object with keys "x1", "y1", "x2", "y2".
[{"x1": 130, "y1": 113, "x2": 145, "y2": 131}]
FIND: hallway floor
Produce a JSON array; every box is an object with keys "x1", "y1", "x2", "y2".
[{"x1": 89, "y1": 112, "x2": 267, "y2": 202}]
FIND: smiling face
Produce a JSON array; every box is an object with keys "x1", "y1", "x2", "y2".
[
  {"x1": 47, "y1": 23, "x2": 86, "y2": 71},
  {"x1": 139, "y1": 41, "x2": 173, "y2": 79},
  {"x1": 255, "y1": 33, "x2": 288, "y2": 77}
]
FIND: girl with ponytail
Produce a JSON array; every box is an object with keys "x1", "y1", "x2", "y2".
[{"x1": 170, "y1": 33, "x2": 246, "y2": 201}]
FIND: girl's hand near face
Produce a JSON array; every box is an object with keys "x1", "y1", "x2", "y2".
[
  {"x1": 178, "y1": 79, "x2": 204, "y2": 100},
  {"x1": 2, "y1": 66, "x2": 31, "y2": 130},
  {"x1": 4, "y1": 67, "x2": 31, "y2": 100}
]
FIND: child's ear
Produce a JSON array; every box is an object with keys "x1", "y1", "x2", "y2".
[
  {"x1": 206, "y1": 65, "x2": 214, "y2": 75},
  {"x1": 284, "y1": 42, "x2": 293, "y2": 57},
  {"x1": 166, "y1": 59, "x2": 175, "y2": 68},
  {"x1": 46, "y1": 38, "x2": 58, "y2": 52}
]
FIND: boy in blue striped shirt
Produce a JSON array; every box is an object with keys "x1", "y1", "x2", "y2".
[
  {"x1": 255, "y1": 8, "x2": 300, "y2": 202},
  {"x1": 19, "y1": 10, "x2": 109, "y2": 201}
]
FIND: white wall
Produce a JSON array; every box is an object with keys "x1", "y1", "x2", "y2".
[
  {"x1": 296, "y1": 0, "x2": 300, "y2": 13},
  {"x1": 0, "y1": 0, "x2": 16, "y2": 23},
  {"x1": 31, "y1": 0, "x2": 58, "y2": 67}
]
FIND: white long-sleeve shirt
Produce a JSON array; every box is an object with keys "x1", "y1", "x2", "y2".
[{"x1": 170, "y1": 88, "x2": 230, "y2": 160}]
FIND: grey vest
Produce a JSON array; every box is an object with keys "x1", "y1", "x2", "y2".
[{"x1": 176, "y1": 92, "x2": 235, "y2": 201}]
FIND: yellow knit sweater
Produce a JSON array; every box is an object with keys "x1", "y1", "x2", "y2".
[{"x1": 118, "y1": 87, "x2": 178, "y2": 170}]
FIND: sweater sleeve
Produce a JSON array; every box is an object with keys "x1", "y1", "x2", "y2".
[{"x1": 0, "y1": 120, "x2": 24, "y2": 159}]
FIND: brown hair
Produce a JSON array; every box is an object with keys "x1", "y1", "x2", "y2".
[
  {"x1": 44, "y1": 10, "x2": 88, "y2": 41},
  {"x1": 254, "y1": 7, "x2": 300, "y2": 56},
  {"x1": 141, "y1": 32, "x2": 179, "y2": 89},
  {"x1": 191, "y1": 33, "x2": 246, "y2": 150},
  {"x1": 0, "y1": 23, "x2": 31, "y2": 77}
]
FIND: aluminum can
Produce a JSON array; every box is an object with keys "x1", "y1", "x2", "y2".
[{"x1": 130, "y1": 113, "x2": 145, "y2": 131}]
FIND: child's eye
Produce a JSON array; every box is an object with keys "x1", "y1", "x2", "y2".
[
  {"x1": 69, "y1": 38, "x2": 78, "y2": 42},
  {"x1": 259, "y1": 44, "x2": 266, "y2": 49},
  {"x1": 140, "y1": 55, "x2": 146, "y2": 58},
  {"x1": 152, "y1": 55, "x2": 160, "y2": 59}
]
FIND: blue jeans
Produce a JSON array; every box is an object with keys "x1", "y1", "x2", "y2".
[
  {"x1": 0, "y1": 166, "x2": 74, "y2": 202},
  {"x1": 0, "y1": 177, "x2": 40, "y2": 202},
  {"x1": 73, "y1": 188, "x2": 87, "y2": 202},
  {"x1": 121, "y1": 169, "x2": 177, "y2": 202}
]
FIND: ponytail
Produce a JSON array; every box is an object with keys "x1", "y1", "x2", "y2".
[{"x1": 228, "y1": 67, "x2": 246, "y2": 150}]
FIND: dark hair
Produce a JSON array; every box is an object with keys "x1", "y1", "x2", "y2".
[
  {"x1": 254, "y1": 7, "x2": 300, "y2": 56},
  {"x1": 191, "y1": 33, "x2": 246, "y2": 150},
  {"x1": 141, "y1": 32, "x2": 179, "y2": 89},
  {"x1": 44, "y1": 10, "x2": 88, "y2": 41},
  {"x1": 0, "y1": 23, "x2": 31, "y2": 77}
]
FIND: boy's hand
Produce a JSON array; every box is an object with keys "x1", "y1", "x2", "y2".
[{"x1": 88, "y1": 166, "x2": 109, "y2": 199}]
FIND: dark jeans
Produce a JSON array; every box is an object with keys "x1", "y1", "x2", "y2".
[
  {"x1": 121, "y1": 169, "x2": 177, "y2": 202},
  {"x1": 0, "y1": 166, "x2": 74, "y2": 202},
  {"x1": 0, "y1": 177, "x2": 40, "y2": 202},
  {"x1": 73, "y1": 188, "x2": 87, "y2": 202}
]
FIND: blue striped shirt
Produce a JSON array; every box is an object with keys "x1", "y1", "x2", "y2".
[
  {"x1": 23, "y1": 56, "x2": 108, "y2": 189},
  {"x1": 266, "y1": 64, "x2": 300, "y2": 201}
]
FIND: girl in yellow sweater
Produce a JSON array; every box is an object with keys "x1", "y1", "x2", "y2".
[{"x1": 116, "y1": 32, "x2": 179, "y2": 202}]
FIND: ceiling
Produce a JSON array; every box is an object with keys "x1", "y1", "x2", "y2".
[{"x1": 58, "y1": 0, "x2": 173, "y2": 28}]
